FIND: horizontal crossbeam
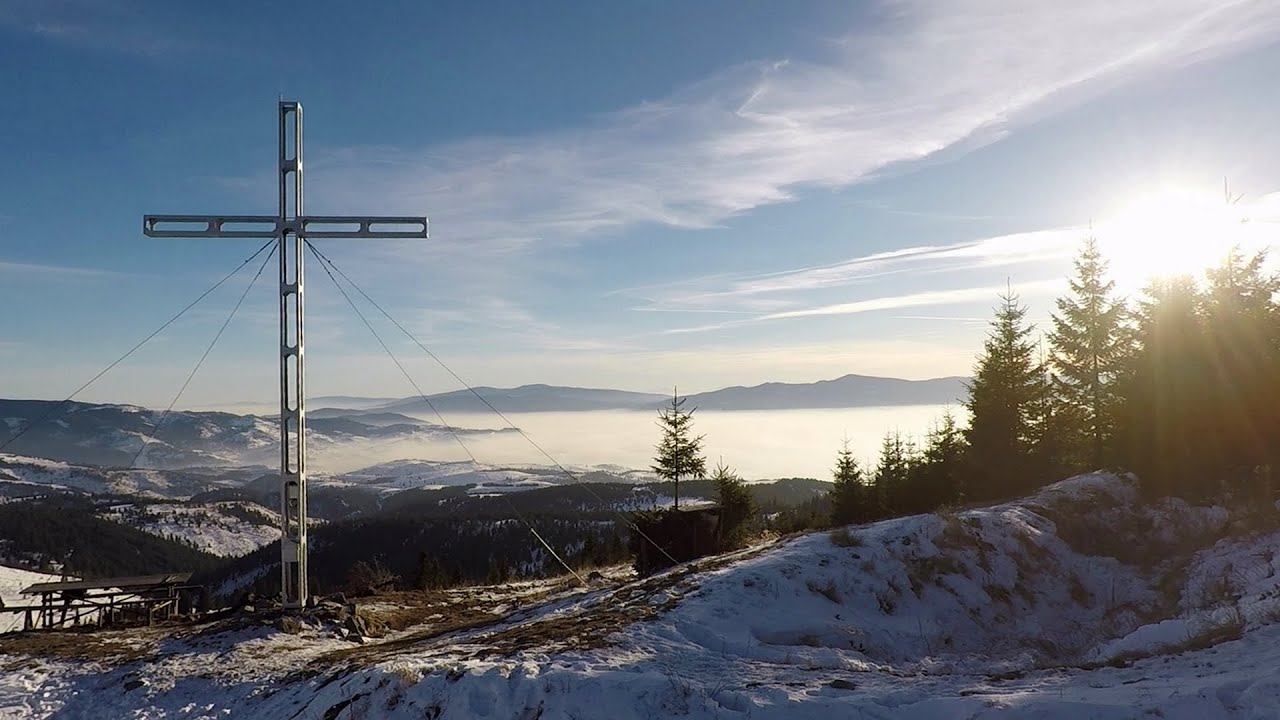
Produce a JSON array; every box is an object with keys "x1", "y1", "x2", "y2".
[
  {"x1": 301, "y1": 216, "x2": 429, "y2": 238},
  {"x1": 144, "y1": 215, "x2": 429, "y2": 239},
  {"x1": 144, "y1": 215, "x2": 278, "y2": 238}
]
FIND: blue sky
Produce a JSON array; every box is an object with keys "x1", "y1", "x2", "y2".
[{"x1": 4, "y1": 0, "x2": 1280, "y2": 408}]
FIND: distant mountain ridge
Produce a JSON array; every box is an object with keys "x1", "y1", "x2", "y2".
[
  {"x1": 319, "y1": 374, "x2": 968, "y2": 415},
  {"x1": 682, "y1": 374, "x2": 968, "y2": 411},
  {"x1": 377, "y1": 384, "x2": 666, "y2": 414},
  {"x1": 0, "y1": 399, "x2": 507, "y2": 469},
  {"x1": 0, "y1": 374, "x2": 965, "y2": 470}
]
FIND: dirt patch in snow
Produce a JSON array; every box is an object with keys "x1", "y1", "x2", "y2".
[
  {"x1": 320, "y1": 543, "x2": 782, "y2": 669},
  {"x1": 0, "y1": 627, "x2": 158, "y2": 668}
]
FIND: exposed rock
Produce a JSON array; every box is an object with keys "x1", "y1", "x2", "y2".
[{"x1": 122, "y1": 678, "x2": 147, "y2": 692}]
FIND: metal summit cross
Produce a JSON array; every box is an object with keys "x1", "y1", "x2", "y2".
[{"x1": 143, "y1": 101, "x2": 429, "y2": 609}]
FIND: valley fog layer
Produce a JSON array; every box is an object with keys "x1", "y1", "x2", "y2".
[{"x1": 307, "y1": 405, "x2": 961, "y2": 479}]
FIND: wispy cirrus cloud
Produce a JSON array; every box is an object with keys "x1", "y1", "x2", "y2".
[
  {"x1": 191, "y1": 1, "x2": 1280, "y2": 368},
  {"x1": 0, "y1": 0, "x2": 204, "y2": 57},
  {"x1": 660, "y1": 278, "x2": 1063, "y2": 335},
  {"x1": 281, "y1": 0, "x2": 1280, "y2": 254},
  {"x1": 0, "y1": 259, "x2": 130, "y2": 278},
  {"x1": 621, "y1": 226, "x2": 1081, "y2": 320}
]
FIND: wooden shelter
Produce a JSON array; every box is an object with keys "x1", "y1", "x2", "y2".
[{"x1": 3, "y1": 573, "x2": 197, "y2": 631}]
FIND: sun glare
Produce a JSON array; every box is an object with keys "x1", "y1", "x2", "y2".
[{"x1": 1093, "y1": 189, "x2": 1247, "y2": 291}]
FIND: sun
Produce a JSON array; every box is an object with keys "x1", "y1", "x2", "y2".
[{"x1": 1093, "y1": 188, "x2": 1246, "y2": 292}]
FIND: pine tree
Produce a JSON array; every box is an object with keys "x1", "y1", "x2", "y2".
[
  {"x1": 964, "y1": 291, "x2": 1044, "y2": 500},
  {"x1": 1048, "y1": 237, "x2": 1130, "y2": 470},
  {"x1": 830, "y1": 439, "x2": 866, "y2": 526},
  {"x1": 651, "y1": 389, "x2": 707, "y2": 509},
  {"x1": 906, "y1": 411, "x2": 967, "y2": 509},
  {"x1": 1029, "y1": 342, "x2": 1074, "y2": 483},
  {"x1": 1202, "y1": 248, "x2": 1280, "y2": 475},
  {"x1": 873, "y1": 431, "x2": 918, "y2": 515},
  {"x1": 414, "y1": 550, "x2": 446, "y2": 590},
  {"x1": 1118, "y1": 275, "x2": 1212, "y2": 498},
  {"x1": 486, "y1": 555, "x2": 511, "y2": 584},
  {"x1": 579, "y1": 534, "x2": 601, "y2": 568},
  {"x1": 711, "y1": 461, "x2": 756, "y2": 549}
]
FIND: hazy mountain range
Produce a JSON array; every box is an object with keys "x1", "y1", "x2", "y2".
[
  {"x1": 0, "y1": 374, "x2": 964, "y2": 470},
  {"x1": 0, "y1": 399, "x2": 512, "y2": 470},
  {"x1": 322, "y1": 373, "x2": 969, "y2": 415}
]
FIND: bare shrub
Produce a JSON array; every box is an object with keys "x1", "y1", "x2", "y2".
[
  {"x1": 1069, "y1": 575, "x2": 1091, "y2": 606},
  {"x1": 345, "y1": 559, "x2": 400, "y2": 597},
  {"x1": 806, "y1": 579, "x2": 841, "y2": 604},
  {"x1": 906, "y1": 554, "x2": 967, "y2": 597},
  {"x1": 829, "y1": 528, "x2": 864, "y2": 547},
  {"x1": 985, "y1": 583, "x2": 1012, "y2": 604},
  {"x1": 1199, "y1": 570, "x2": 1238, "y2": 608},
  {"x1": 1098, "y1": 606, "x2": 1246, "y2": 669},
  {"x1": 934, "y1": 513, "x2": 972, "y2": 551}
]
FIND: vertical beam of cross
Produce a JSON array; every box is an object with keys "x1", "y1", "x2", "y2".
[
  {"x1": 278, "y1": 101, "x2": 306, "y2": 610},
  {"x1": 143, "y1": 101, "x2": 429, "y2": 609}
]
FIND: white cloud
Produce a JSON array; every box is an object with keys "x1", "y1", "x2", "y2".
[
  {"x1": 660, "y1": 277, "x2": 1063, "y2": 335},
  {"x1": 0, "y1": 0, "x2": 212, "y2": 57},
  {"x1": 199, "y1": 0, "x2": 1280, "y2": 365},
  {"x1": 0, "y1": 259, "x2": 129, "y2": 278},
  {"x1": 280, "y1": 1, "x2": 1280, "y2": 255},
  {"x1": 611, "y1": 224, "x2": 1082, "y2": 337},
  {"x1": 762, "y1": 279, "x2": 1061, "y2": 321}
]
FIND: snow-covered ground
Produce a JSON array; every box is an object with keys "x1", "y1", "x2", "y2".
[
  {"x1": 100, "y1": 502, "x2": 281, "y2": 557},
  {"x1": 1, "y1": 451, "x2": 659, "y2": 503},
  {"x1": 0, "y1": 453, "x2": 244, "y2": 499},
  {"x1": 0, "y1": 566, "x2": 61, "y2": 633},
  {"x1": 317, "y1": 458, "x2": 641, "y2": 494},
  {"x1": 5, "y1": 473, "x2": 1280, "y2": 718}
]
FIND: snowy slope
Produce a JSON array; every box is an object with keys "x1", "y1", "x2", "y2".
[
  {"x1": 5, "y1": 473, "x2": 1280, "y2": 718},
  {"x1": 0, "y1": 453, "x2": 250, "y2": 499},
  {"x1": 0, "y1": 398, "x2": 516, "y2": 471},
  {"x1": 100, "y1": 502, "x2": 281, "y2": 557},
  {"x1": 321, "y1": 459, "x2": 642, "y2": 494},
  {"x1": 0, "y1": 566, "x2": 61, "y2": 633}
]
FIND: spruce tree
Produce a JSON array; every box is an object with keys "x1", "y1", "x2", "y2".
[
  {"x1": 830, "y1": 439, "x2": 866, "y2": 526},
  {"x1": 964, "y1": 291, "x2": 1043, "y2": 500},
  {"x1": 873, "y1": 431, "x2": 918, "y2": 515},
  {"x1": 711, "y1": 461, "x2": 756, "y2": 549},
  {"x1": 906, "y1": 411, "x2": 967, "y2": 509},
  {"x1": 1048, "y1": 237, "x2": 1130, "y2": 470},
  {"x1": 1203, "y1": 248, "x2": 1280, "y2": 474},
  {"x1": 651, "y1": 389, "x2": 707, "y2": 509},
  {"x1": 1118, "y1": 275, "x2": 1211, "y2": 498},
  {"x1": 1029, "y1": 346, "x2": 1075, "y2": 483}
]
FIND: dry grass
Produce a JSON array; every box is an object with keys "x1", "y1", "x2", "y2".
[
  {"x1": 806, "y1": 579, "x2": 841, "y2": 604},
  {"x1": 1088, "y1": 607, "x2": 1247, "y2": 669},
  {"x1": 0, "y1": 628, "x2": 157, "y2": 668},
  {"x1": 985, "y1": 583, "x2": 1012, "y2": 604},
  {"x1": 933, "y1": 513, "x2": 972, "y2": 552},
  {"x1": 828, "y1": 528, "x2": 864, "y2": 548},
  {"x1": 1069, "y1": 574, "x2": 1092, "y2": 606},
  {"x1": 321, "y1": 542, "x2": 780, "y2": 667}
]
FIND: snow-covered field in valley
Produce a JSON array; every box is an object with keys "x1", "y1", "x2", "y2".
[
  {"x1": 100, "y1": 502, "x2": 281, "y2": 557},
  {"x1": 4, "y1": 473, "x2": 1280, "y2": 718}
]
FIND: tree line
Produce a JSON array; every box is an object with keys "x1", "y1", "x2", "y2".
[{"x1": 814, "y1": 238, "x2": 1280, "y2": 529}]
